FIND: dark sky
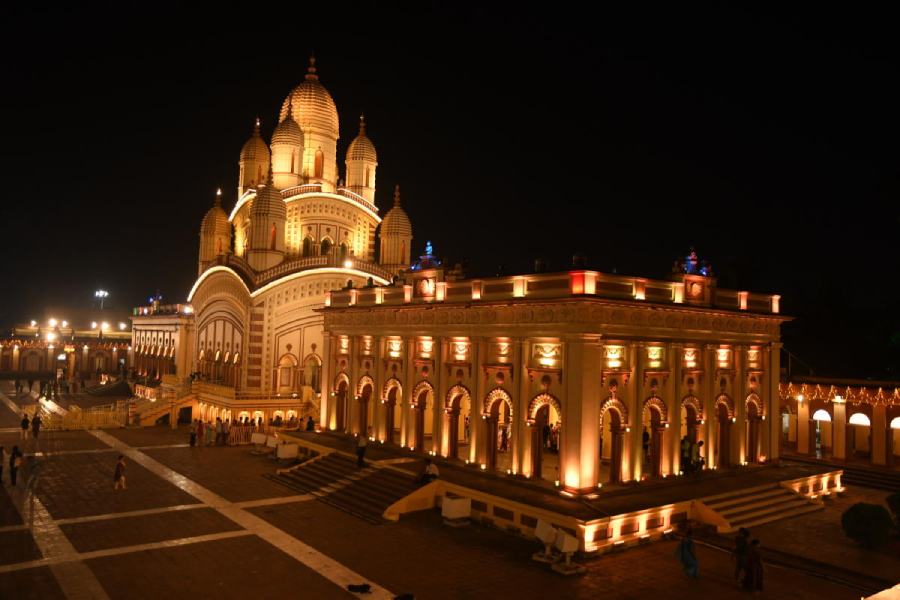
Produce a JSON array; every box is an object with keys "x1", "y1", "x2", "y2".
[{"x1": 2, "y1": 4, "x2": 898, "y2": 380}]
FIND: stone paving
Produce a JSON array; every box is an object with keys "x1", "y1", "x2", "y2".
[{"x1": 0, "y1": 417, "x2": 892, "y2": 599}]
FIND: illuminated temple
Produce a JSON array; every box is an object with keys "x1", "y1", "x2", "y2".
[{"x1": 128, "y1": 60, "x2": 897, "y2": 527}]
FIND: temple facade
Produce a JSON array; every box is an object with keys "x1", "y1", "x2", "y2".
[{"x1": 320, "y1": 254, "x2": 787, "y2": 492}]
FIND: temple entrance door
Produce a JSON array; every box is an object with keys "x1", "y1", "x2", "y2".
[
  {"x1": 385, "y1": 387, "x2": 398, "y2": 444},
  {"x1": 335, "y1": 380, "x2": 348, "y2": 431},
  {"x1": 642, "y1": 405, "x2": 664, "y2": 478},
  {"x1": 746, "y1": 403, "x2": 760, "y2": 463},
  {"x1": 717, "y1": 403, "x2": 731, "y2": 468},
  {"x1": 358, "y1": 384, "x2": 372, "y2": 435}
]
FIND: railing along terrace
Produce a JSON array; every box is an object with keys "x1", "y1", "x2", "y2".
[{"x1": 326, "y1": 270, "x2": 781, "y2": 315}]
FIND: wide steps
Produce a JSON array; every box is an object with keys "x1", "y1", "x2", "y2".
[
  {"x1": 730, "y1": 503, "x2": 823, "y2": 530},
  {"x1": 267, "y1": 452, "x2": 420, "y2": 525},
  {"x1": 784, "y1": 455, "x2": 900, "y2": 492},
  {"x1": 705, "y1": 486, "x2": 789, "y2": 511},
  {"x1": 721, "y1": 495, "x2": 810, "y2": 522},
  {"x1": 701, "y1": 482, "x2": 822, "y2": 533}
]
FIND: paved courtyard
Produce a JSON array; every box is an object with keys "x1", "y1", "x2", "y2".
[{"x1": 0, "y1": 390, "x2": 895, "y2": 599}]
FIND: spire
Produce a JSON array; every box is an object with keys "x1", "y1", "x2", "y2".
[
  {"x1": 253, "y1": 117, "x2": 261, "y2": 135},
  {"x1": 266, "y1": 161, "x2": 275, "y2": 186},
  {"x1": 393, "y1": 184, "x2": 401, "y2": 207},
  {"x1": 358, "y1": 113, "x2": 366, "y2": 136},
  {"x1": 306, "y1": 53, "x2": 318, "y2": 80},
  {"x1": 214, "y1": 188, "x2": 222, "y2": 206},
  {"x1": 285, "y1": 92, "x2": 295, "y2": 119}
]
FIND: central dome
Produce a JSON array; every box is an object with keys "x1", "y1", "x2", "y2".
[{"x1": 279, "y1": 57, "x2": 339, "y2": 140}]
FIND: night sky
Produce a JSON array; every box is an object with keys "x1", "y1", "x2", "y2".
[{"x1": 2, "y1": 5, "x2": 898, "y2": 380}]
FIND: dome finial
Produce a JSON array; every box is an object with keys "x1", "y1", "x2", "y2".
[
  {"x1": 215, "y1": 188, "x2": 222, "y2": 206},
  {"x1": 306, "y1": 53, "x2": 318, "y2": 80},
  {"x1": 393, "y1": 184, "x2": 401, "y2": 207},
  {"x1": 266, "y1": 161, "x2": 275, "y2": 186},
  {"x1": 253, "y1": 117, "x2": 261, "y2": 135},
  {"x1": 358, "y1": 113, "x2": 366, "y2": 135},
  {"x1": 286, "y1": 92, "x2": 294, "y2": 118}
]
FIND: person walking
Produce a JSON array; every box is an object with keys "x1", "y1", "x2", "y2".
[
  {"x1": 743, "y1": 539, "x2": 764, "y2": 592},
  {"x1": 20, "y1": 414, "x2": 29, "y2": 440},
  {"x1": 222, "y1": 419, "x2": 230, "y2": 446},
  {"x1": 215, "y1": 418, "x2": 223, "y2": 445},
  {"x1": 305, "y1": 416, "x2": 316, "y2": 431},
  {"x1": 189, "y1": 419, "x2": 197, "y2": 447},
  {"x1": 114, "y1": 455, "x2": 127, "y2": 490},
  {"x1": 196, "y1": 420, "x2": 205, "y2": 448},
  {"x1": 675, "y1": 528, "x2": 699, "y2": 578},
  {"x1": 356, "y1": 428, "x2": 370, "y2": 467},
  {"x1": 31, "y1": 414, "x2": 42, "y2": 440},
  {"x1": 733, "y1": 528, "x2": 750, "y2": 583},
  {"x1": 9, "y1": 446, "x2": 22, "y2": 487}
]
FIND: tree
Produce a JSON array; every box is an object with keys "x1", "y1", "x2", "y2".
[{"x1": 841, "y1": 503, "x2": 893, "y2": 548}]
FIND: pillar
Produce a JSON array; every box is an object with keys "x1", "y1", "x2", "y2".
[
  {"x1": 373, "y1": 336, "x2": 384, "y2": 441},
  {"x1": 347, "y1": 337, "x2": 360, "y2": 434},
  {"x1": 833, "y1": 402, "x2": 847, "y2": 459},
  {"x1": 735, "y1": 345, "x2": 746, "y2": 464},
  {"x1": 670, "y1": 343, "x2": 683, "y2": 475},
  {"x1": 321, "y1": 334, "x2": 332, "y2": 428},
  {"x1": 628, "y1": 342, "x2": 644, "y2": 482},
  {"x1": 704, "y1": 344, "x2": 717, "y2": 468},
  {"x1": 768, "y1": 342, "x2": 782, "y2": 462},
  {"x1": 432, "y1": 337, "x2": 444, "y2": 456},
  {"x1": 562, "y1": 336, "x2": 601, "y2": 492},
  {"x1": 471, "y1": 337, "x2": 486, "y2": 464},
  {"x1": 872, "y1": 404, "x2": 887, "y2": 466},
  {"x1": 400, "y1": 336, "x2": 415, "y2": 448},
  {"x1": 797, "y1": 399, "x2": 810, "y2": 456}
]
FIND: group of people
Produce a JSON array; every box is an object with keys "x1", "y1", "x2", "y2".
[
  {"x1": 675, "y1": 527, "x2": 764, "y2": 592},
  {"x1": 189, "y1": 415, "x2": 317, "y2": 447},
  {"x1": 20, "y1": 413, "x2": 42, "y2": 440},
  {"x1": 541, "y1": 422, "x2": 561, "y2": 453},
  {"x1": 0, "y1": 445, "x2": 24, "y2": 486},
  {"x1": 680, "y1": 435, "x2": 706, "y2": 474}
]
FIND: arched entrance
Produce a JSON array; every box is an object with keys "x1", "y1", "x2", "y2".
[
  {"x1": 483, "y1": 387, "x2": 513, "y2": 472},
  {"x1": 445, "y1": 384, "x2": 472, "y2": 461},
  {"x1": 888, "y1": 411, "x2": 900, "y2": 468},
  {"x1": 715, "y1": 394, "x2": 735, "y2": 468},
  {"x1": 681, "y1": 395, "x2": 702, "y2": 443},
  {"x1": 357, "y1": 376, "x2": 374, "y2": 435},
  {"x1": 642, "y1": 397, "x2": 667, "y2": 478},
  {"x1": 810, "y1": 403, "x2": 833, "y2": 458},
  {"x1": 847, "y1": 407, "x2": 873, "y2": 461},
  {"x1": 334, "y1": 374, "x2": 349, "y2": 431},
  {"x1": 745, "y1": 394, "x2": 763, "y2": 463},
  {"x1": 411, "y1": 381, "x2": 434, "y2": 452},
  {"x1": 528, "y1": 393, "x2": 561, "y2": 482},
  {"x1": 382, "y1": 379, "x2": 401, "y2": 444},
  {"x1": 277, "y1": 354, "x2": 297, "y2": 394},
  {"x1": 599, "y1": 397, "x2": 628, "y2": 483}
]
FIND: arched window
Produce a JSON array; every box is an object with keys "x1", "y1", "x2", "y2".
[
  {"x1": 216, "y1": 238, "x2": 222, "y2": 254},
  {"x1": 302, "y1": 237, "x2": 312, "y2": 257},
  {"x1": 339, "y1": 243, "x2": 348, "y2": 260},
  {"x1": 314, "y1": 149, "x2": 324, "y2": 178},
  {"x1": 270, "y1": 223, "x2": 277, "y2": 250},
  {"x1": 365, "y1": 167, "x2": 371, "y2": 187},
  {"x1": 291, "y1": 151, "x2": 297, "y2": 174},
  {"x1": 320, "y1": 238, "x2": 332, "y2": 256},
  {"x1": 304, "y1": 355, "x2": 322, "y2": 392}
]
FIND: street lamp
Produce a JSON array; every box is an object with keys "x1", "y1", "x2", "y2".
[{"x1": 95, "y1": 289, "x2": 109, "y2": 310}]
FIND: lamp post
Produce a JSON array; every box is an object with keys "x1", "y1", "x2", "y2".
[{"x1": 95, "y1": 289, "x2": 109, "y2": 310}]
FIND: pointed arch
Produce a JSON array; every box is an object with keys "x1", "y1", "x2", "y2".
[
  {"x1": 643, "y1": 395, "x2": 668, "y2": 422},
  {"x1": 745, "y1": 392, "x2": 763, "y2": 417},
  {"x1": 681, "y1": 395, "x2": 703, "y2": 420},
  {"x1": 445, "y1": 384, "x2": 472, "y2": 411},
  {"x1": 382, "y1": 377, "x2": 402, "y2": 400},
  {"x1": 334, "y1": 371, "x2": 350, "y2": 390},
  {"x1": 715, "y1": 393, "x2": 735, "y2": 419},
  {"x1": 482, "y1": 387, "x2": 514, "y2": 416},
  {"x1": 357, "y1": 374, "x2": 375, "y2": 397},
  {"x1": 314, "y1": 148, "x2": 324, "y2": 178},
  {"x1": 412, "y1": 380, "x2": 434, "y2": 407},
  {"x1": 527, "y1": 393, "x2": 562, "y2": 423},
  {"x1": 599, "y1": 397, "x2": 629, "y2": 427}
]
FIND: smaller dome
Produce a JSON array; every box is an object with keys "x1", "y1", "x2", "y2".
[
  {"x1": 241, "y1": 119, "x2": 270, "y2": 162},
  {"x1": 250, "y1": 167, "x2": 286, "y2": 220},
  {"x1": 201, "y1": 190, "x2": 231, "y2": 235},
  {"x1": 271, "y1": 103, "x2": 304, "y2": 147},
  {"x1": 346, "y1": 115, "x2": 377, "y2": 163},
  {"x1": 381, "y1": 185, "x2": 412, "y2": 237}
]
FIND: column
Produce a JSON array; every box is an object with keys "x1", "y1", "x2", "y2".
[
  {"x1": 400, "y1": 336, "x2": 415, "y2": 448},
  {"x1": 432, "y1": 336, "x2": 444, "y2": 455},
  {"x1": 833, "y1": 401, "x2": 847, "y2": 459},
  {"x1": 797, "y1": 399, "x2": 810, "y2": 456},
  {"x1": 471, "y1": 337, "x2": 486, "y2": 464},
  {"x1": 373, "y1": 336, "x2": 384, "y2": 441},
  {"x1": 628, "y1": 342, "x2": 644, "y2": 482},
  {"x1": 517, "y1": 338, "x2": 533, "y2": 478},
  {"x1": 320, "y1": 334, "x2": 332, "y2": 429},
  {"x1": 735, "y1": 345, "x2": 746, "y2": 464},
  {"x1": 666, "y1": 343, "x2": 682, "y2": 476},
  {"x1": 768, "y1": 342, "x2": 782, "y2": 462},
  {"x1": 562, "y1": 336, "x2": 601, "y2": 491},
  {"x1": 704, "y1": 344, "x2": 717, "y2": 468},
  {"x1": 348, "y1": 336, "x2": 359, "y2": 435},
  {"x1": 872, "y1": 404, "x2": 887, "y2": 466}
]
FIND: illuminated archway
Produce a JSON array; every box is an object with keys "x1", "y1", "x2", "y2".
[
  {"x1": 528, "y1": 393, "x2": 562, "y2": 482},
  {"x1": 411, "y1": 380, "x2": 435, "y2": 452},
  {"x1": 483, "y1": 387, "x2": 513, "y2": 472},
  {"x1": 444, "y1": 384, "x2": 472, "y2": 460},
  {"x1": 599, "y1": 397, "x2": 628, "y2": 483}
]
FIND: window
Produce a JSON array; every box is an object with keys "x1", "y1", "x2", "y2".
[
  {"x1": 320, "y1": 238, "x2": 332, "y2": 255},
  {"x1": 302, "y1": 237, "x2": 312, "y2": 257},
  {"x1": 314, "y1": 149, "x2": 324, "y2": 178}
]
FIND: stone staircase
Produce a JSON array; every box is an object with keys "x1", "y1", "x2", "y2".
[
  {"x1": 784, "y1": 455, "x2": 900, "y2": 492},
  {"x1": 698, "y1": 483, "x2": 822, "y2": 533},
  {"x1": 133, "y1": 394, "x2": 194, "y2": 426},
  {"x1": 265, "y1": 453, "x2": 420, "y2": 524}
]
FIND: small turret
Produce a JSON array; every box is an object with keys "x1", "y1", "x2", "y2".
[
  {"x1": 238, "y1": 118, "x2": 270, "y2": 197},
  {"x1": 246, "y1": 164, "x2": 286, "y2": 271},
  {"x1": 270, "y1": 97, "x2": 304, "y2": 189},
  {"x1": 345, "y1": 114, "x2": 378, "y2": 204},
  {"x1": 378, "y1": 184, "x2": 413, "y2": 274},
  {"x1": 198, "y1": 189, "x2": 232, "y2": 275}
]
